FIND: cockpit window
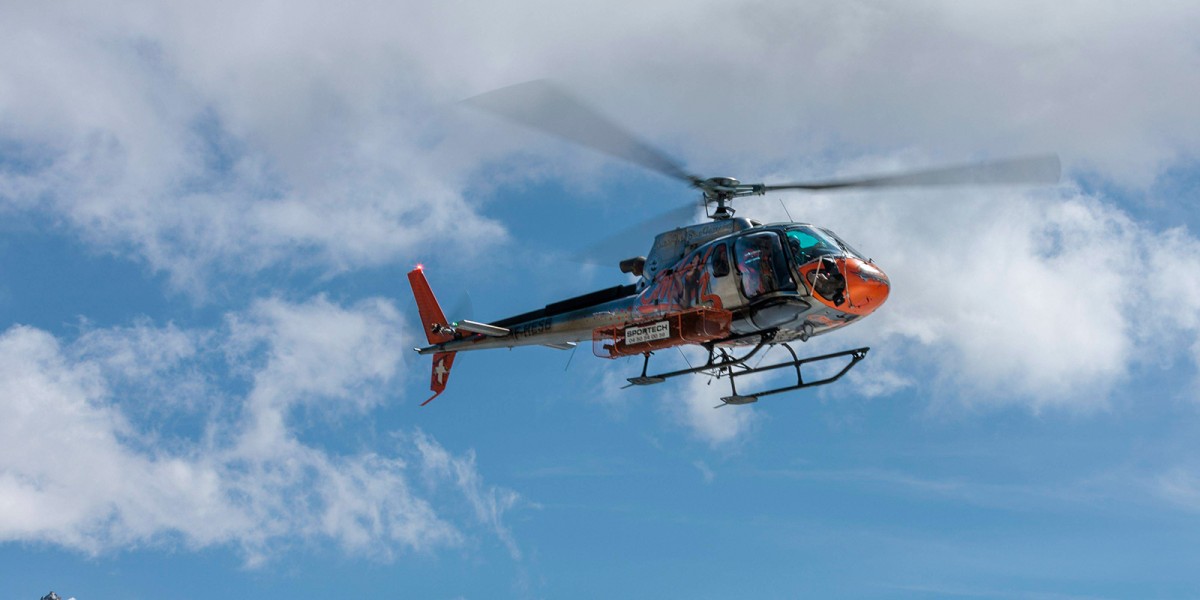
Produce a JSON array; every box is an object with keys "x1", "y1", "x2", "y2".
[
  {"x1": 735, "y1": 232, "x2": 796, "y2": 298},
  {"x1": 785, "y1": 226, "x2": 841, "y2": 266},
  {"x1": 710, "y1": 243, "x2": 730, "y2": 277}
]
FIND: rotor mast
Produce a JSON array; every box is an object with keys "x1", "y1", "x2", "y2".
[{"x1": 695, "y1": 176, "x2": 769, "y2": 220}]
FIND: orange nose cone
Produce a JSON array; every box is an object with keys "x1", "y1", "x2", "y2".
[{"x1": 843, "y1": 258, "x2": 890, "y2": 315}]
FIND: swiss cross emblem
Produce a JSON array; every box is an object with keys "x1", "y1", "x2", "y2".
[{"x1": 433, "y1": 358, "x2": 449, "y2": 385}]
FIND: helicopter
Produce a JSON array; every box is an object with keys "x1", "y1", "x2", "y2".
[{"x1": 409, "y1": 80, "x2": 1060, "y2": 406}]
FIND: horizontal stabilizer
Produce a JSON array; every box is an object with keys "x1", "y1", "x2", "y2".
[{"x1": 542, "y1": 342, "x2": 578, "y2": 350}]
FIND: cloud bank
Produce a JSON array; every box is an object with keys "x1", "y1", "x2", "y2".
[{"x1": 0, "y1": 297, "x2": 518, "y2": 564}]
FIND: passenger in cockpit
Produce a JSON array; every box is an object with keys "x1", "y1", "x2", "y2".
[
  {"x1": 810, "y1": 257, "x2": 847, "y2": 306},
  {"x1": 738, "y1": 234, "x2": 781, "y2": 298},
  {"x1": 786, "y1": 226, "x2": 839, "y2": 266}
]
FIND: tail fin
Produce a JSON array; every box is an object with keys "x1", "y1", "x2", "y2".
[
  {"x1": 408, "y1": 266, "x2": 457, "y2": 405},
  {"x1": 408, "y1": 266, "x2": 453, "y2": 344}
]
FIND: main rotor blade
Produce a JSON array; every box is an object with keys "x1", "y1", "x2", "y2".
[
  {"x1": 463, "y1": 80, "x2": 698, "y2": 185},
  {"x1": 761, "y1": 154, "x2": 1061, "y2": 192},
  {"x1": 572, "y1": 202, "x2": 704, "y2": 267}
]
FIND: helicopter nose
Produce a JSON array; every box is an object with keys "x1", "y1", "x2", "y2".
[{"x1": 843, "y1": 258, "x2": 890, "y2": 315}]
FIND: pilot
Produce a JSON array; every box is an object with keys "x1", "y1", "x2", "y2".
[
  {"x1": 810, "y1": 258, "x2": 846, "y2": 306},
  {"x1": 788, "y1": 235, "x2": 815, "y2": 266}
]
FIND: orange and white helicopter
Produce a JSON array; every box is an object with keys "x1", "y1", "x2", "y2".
[{"x1": 409, "y1": 81, "x2": 1059, "y2": 406}]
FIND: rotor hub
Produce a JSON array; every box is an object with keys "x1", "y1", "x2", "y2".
[
  {"x1": 705, "y1": 176, "x2": 741, "y2": 190},
  {"x1": 697, "y1": 177, "x2": 754, "y2": 220}
]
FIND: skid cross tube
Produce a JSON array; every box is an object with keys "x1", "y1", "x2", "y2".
[{"x1": 719, "y1": 345, "x2": 869, "y2": 404}]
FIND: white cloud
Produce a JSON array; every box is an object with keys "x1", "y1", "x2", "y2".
[
  {"x1": 226, "y1": 296, "x2": 405, "y2": 415},
  {"x1": 665, "y1": 374, "x2": 759, "y2": 446},
  {"x1": 1156, "y1": 468, "x2": 1200, "y2": 512},
  {"x1": 66, "y1": 319, "x2": 211, "y2": 414},
  {"x1": 0, "y1": 297, "x2": 520, "y2": 563},
  {"x1": 1143, "y1": 227, "x2": 1200, "y2": 376},
  {"x1": 565, "y1": 350, "x2": 760, "y2": 445},
  {"x1": 415, "y1": 433, "x2": 522, "y2": 559},
  {"x1": 0, "y1": 1, "x2": 507, "y2": 293}
]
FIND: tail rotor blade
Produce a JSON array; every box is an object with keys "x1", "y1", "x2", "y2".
[{"x1": 450, "y1": 291, "x2": 475, "y2": 323}]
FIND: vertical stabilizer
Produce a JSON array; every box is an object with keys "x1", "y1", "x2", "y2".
[
  {"x1": 407, "y1": 266, "x2": 453, "y2": 345},
  {"x1": 407, "y1": 266, "x2": 457, "y2": 404}
]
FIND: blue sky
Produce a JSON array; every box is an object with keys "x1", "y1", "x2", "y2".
[{"x1": 3, "y1": 1, "x2": 1200, "y2": 598}]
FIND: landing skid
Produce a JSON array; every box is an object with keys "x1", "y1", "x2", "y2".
[{"x1": 623, "y1": 336, "x2": 869, "y2": 407}]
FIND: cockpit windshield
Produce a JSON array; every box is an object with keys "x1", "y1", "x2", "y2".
[
  {"x1": 820, "y1": 227, "x2": 866, "y2": 260},
  {"x1": 785, "y1": 225, "x2": 842, "y2": 266}
]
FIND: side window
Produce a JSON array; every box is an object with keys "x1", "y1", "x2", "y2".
[
  {"x1": 710, "y1": 243, "x2": 730, "y2": 277},
  {"x1": 736, "y1": 233, "x2": 797, "y2": 298}
]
